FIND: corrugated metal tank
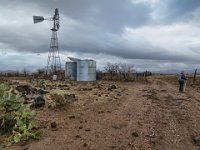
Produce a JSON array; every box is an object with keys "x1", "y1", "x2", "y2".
[
  {"x1": 65, "y1": 62, "x2": 77, "y2": 80},
  {"x1": 77, "y1": 60, "x2": 96, "y2": 81}
]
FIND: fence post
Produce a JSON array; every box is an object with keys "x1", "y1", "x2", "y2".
[{"x1": 193, "y1": 69, "x2": 197, "y2": 84}]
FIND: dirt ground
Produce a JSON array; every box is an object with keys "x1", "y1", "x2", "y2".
[{"x1": 1, "y1": 75, "x2": 200, "y2": 150}]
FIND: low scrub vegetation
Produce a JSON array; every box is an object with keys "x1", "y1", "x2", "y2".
[{"x1": 0, "y1": 84, "x2": 42, "y2": 144}]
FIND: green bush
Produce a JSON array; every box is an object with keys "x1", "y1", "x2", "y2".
[
  {"x1": 37, "y1": 79, "x2": 45, "y2": 88},
  {"x1": 0, "y1": 84, "x2": 42, "y2": 144}
]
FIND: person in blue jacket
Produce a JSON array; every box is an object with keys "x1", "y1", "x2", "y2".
[{"x1": 178, "y1": 71, "x2": 187, "y2": 92}]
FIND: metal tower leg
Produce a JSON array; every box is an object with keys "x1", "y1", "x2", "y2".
[{"x1": 46, "y1": 31, "x2": 61, "y2": 76}]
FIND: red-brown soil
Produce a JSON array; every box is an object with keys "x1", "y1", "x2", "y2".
[{"x1": 1, "y1": 75, "x2": 200, "y2": 150}]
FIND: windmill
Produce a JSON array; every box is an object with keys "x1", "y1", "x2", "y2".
[{"x1": 33, "y1": 8, "x2": 61, "y2": 76}]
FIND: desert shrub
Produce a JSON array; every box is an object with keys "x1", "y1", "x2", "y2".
[
  {"x1": 37, "y1": 79, "x2": 45, "y2": 88},
  {"x1": 0, "y1": 84, "x2": 42, "y2": 144},
  {"x1": 50, "y1": 93, "x2": 75, "y2": 107},
  {"x1": 51, "y1": 93, "x2": 68, "y2": 107}
]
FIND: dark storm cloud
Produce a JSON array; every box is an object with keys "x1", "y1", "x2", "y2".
[
  {"x1": 154, "y1": 0, "x2": 200, "y2": 23},
  {"x1": 0, "y1": 0, "x2": 153, "y2": 53},
  {"x1": 0, "y1": 0, "x2": 200, "y2": 67}
]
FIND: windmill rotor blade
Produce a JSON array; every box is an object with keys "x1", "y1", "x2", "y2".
[{"x1": 33, "y1": 16, "x2": 44, "y2": 24}]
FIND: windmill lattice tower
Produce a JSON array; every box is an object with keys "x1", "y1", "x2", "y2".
[{"x1": 33, "y1": 8, "x2": 61, "y2": 76}]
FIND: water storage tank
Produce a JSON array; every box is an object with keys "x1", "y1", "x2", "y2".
[
  {"x1": 65, "y1": 62, "x2": 77, "y2": 80},
  {"x1": 77, "y1": 60, "x2": 96, "y2": 81}
]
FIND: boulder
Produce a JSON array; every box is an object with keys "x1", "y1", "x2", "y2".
[
  {"x1": 37, "y1": 88, "x2": 49, "y2": 94},
  {"x1": 111, "y1": 85, "x2": 117, "y2": 89},
  {"x1": 193, "y1": 136, "x2": 200, "y2": 146},
  {"x1": 108, "y1": 85, "x2": 117, "y2": 91},
  {"x1": 50, "y1": 122, "x2": 57, "y2": 128},
  {"x1": 30, "y1": 96, "x2": 45, "y2": 108},
  {"x1": 16, "y1": 85, "x2": 31, "y2": 94}
]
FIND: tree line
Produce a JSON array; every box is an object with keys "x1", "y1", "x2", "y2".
[{"x1": 97, "y1": 62, "x2": 152, "y2": 81}]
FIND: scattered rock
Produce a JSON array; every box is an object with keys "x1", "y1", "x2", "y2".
[
  {"x1": 111, "y1": 85, "x2": 117, "y2": 89},
  {"x1": 193, "y1": 136, "x2": 200, "y2": 146},
  {"x1": 50, "y1": 122, "x2": 57, "y2": 128},
  {"x1": 23, "y1": 100, "x2": 28, "y2": 104},
  {"x1": 108, "y1": 85, "x2": 117, "y2": 91},
  {"x1": 131, "y1": 132, "x2": 139, "y2": 137},
  {"x1": 117, "y1": 93, "x2": 121, "y2": 96},
  {"x1": 81, "y1": 88, "x2": 92, "y2": 91},
  {"x1": 79, "y1": 126, "x2": 83, "y2": 129},
  {"x1": 58, "y1": 84, "x2": 62, "y2": 87},
  {"x1": 160, "y1": 89, "x2": 167, "y2": 92},
  {"x1": 142, "y1": 93, "x2": 153, "y2": 97},
  {"x1": 75, "y1": 135, "x2": 81, "y2": 139},
  {"x1": 69, "y1": 115, "x2": 75, "y2": 119},
  {"x1": 30, "y1": 96, "x2": 45, "y2": 108},
  {"x1": 16, "y1": 85, "x2": 31, "y2": 94},
  {"x1": 83, "y1": 143, "x2": 88, "y2": 147},
  {"x1": 85, "y1": 128, "x2": 91, "y2": 132},
  {"x1": 98, "y1": 111, "x2": 105, "y2": 114},
  {"x1": 37, "y1": 88, "x2": 49, "y2": 94}
]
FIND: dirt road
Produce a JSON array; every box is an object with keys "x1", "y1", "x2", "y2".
[{"x1": 4, "y1": 75, "x2": 200, "y2": 150}]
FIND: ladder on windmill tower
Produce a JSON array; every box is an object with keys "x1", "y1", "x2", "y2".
[{"x1": 33, "y1": 8, "x2": 61, "y2": 77}]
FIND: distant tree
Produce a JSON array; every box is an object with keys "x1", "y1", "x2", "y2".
[
  {"x1": 15, "y1": 71, "x2": 20, "y2": 77},
  {"x1": 105, "y1": 63, "x2": 119, "y2": 80},
  {"x1": 37, "y1": 68, "x2": 46, "y2": 76},
  {"x1": 119, "y1": 63, "x2": 135, "y2": 80},
  {"x1": 96, "y1": 70, "x2": 104, "y2": 80},
  {"x1": 22, "y1": 68, "x2": 29, "y2": 77}
]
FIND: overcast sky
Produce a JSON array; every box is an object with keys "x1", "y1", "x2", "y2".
[{"x1": 0, "y1": 0, "x2": 200, "y2": 72}]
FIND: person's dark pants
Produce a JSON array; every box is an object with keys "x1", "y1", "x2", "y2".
[{"x1": 179, "y1": 80, "x2": 184, "y2": 92}]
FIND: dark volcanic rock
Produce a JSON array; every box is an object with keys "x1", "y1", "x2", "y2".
[
  {"x1": 16, "y1": 85, "x2": 31, "y2": 94},
  {"x1": 50, "y1": 122, "x2": 57, "y2": 128},
  {"x1": 69, "y1": 115, "x2": 76, "y2": 119},
  {"x1": 85, "y1": 128, "x2": 91, "y2": 132},
  {"x1": 111, "y1": 85, "x2": 117, "y2": 89},
  {"x1": 37, "y1": 88, "x2": 49, "y2": 94},
  {"x1": 193, "y1": 136, "x2": 200, "y2": 146},
  {"x1": 30, "y1": 96, "x2": 45, "y2": 108},
  {"x1": 131, "y1": 132, "x2": 139, "y2": 137},
  {"x1": 108, "y1": 85, "x2": 117, "y2": 91}
]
